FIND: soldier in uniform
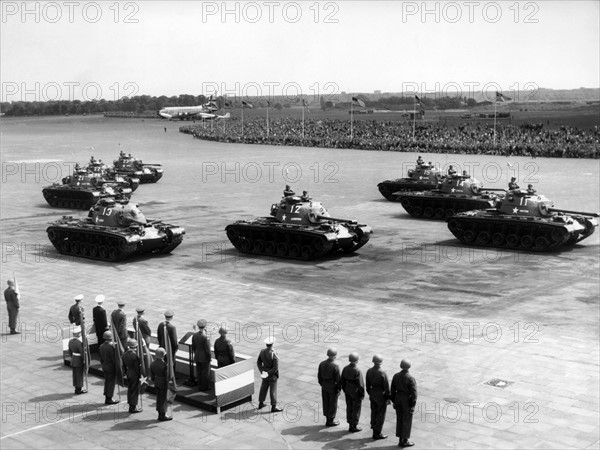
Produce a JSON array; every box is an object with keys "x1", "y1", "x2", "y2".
[
  {"x1": 133, "y1": 307, "x2": 151, "y2": 347},
  {"x1": 447, "y1": 165, "x2": 457, "y2": 177},
  {"x1": 508, "y1": 177, "x2": 520, "y2": 190},
  {"x1": 122, "y1": 339, "x2": 142, "y2": 413},
  {"x1": 150, "y1": 347, "x2": 172, "y2": 421},
  {"x1": 93, "y1": 295, "x2": 108, "y2": 347},
  {"x1": 283, "y1": 185, "x2": 295, "y2": 197},
  {"x1": 341, "y1": 352, "x2": 365, "y2": 433},
  {"x1": 4, "y1": 280, "x2": 20, "y2": 334},
  {"x1": 416, "y1": 155, "x2": 424, "y2": 166},
  {"x1": 318, "y1": 348, "x2": 341, "y2": 427},
  {"x1": 99, "y1": 331, "x2": 119, "y2": 405},
  {"x1": 301, "y1": 190, "x2": 311, "y2": 201},
  {"x1": 111, "y1": 301, "x2": 128, "y2": 348},
  {"x1": 157, "y1": 310, "x2": 178, "y2": 374},
  {"x1": 366, "y1": 354, "x2": 389, "y2": 440},
  {"x1": 390, "y1": 359, "x2": 417, "y2": 448},
  {"x1": 68, "y1": 294, "x2": 84, "y2": 326},
  {"x1": 192, "y1": 319, "x2": 212, "y2": 391},
  {"x1": 214, "y1": 326, "x2": 235, "y2": 367},
  {"x1": 257, "y1": 337, "x2": 282, "y2": 412},
  {"x1": 68, "y1": 329, "x2": 87, "y2": 395},
  {"x1": 527, "y1": 184, "x2": 537, "y2": 194}
]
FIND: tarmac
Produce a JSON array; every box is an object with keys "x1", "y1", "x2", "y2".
[{"x1": 1, "y1": 116, "x2": 599, "y2": 449}]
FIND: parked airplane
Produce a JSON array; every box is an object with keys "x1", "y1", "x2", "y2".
[{"x1": 158, "y1": 99, "x2": 230, "y2": 120}]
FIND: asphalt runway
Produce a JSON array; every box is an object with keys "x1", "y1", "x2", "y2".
[{"x1": 1, "y1": 116, "x2": 598, "y2": 449}]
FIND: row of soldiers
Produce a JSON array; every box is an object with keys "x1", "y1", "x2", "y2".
[{"x1": 318, "y1": 349, "x2": 417, "y2": 448}]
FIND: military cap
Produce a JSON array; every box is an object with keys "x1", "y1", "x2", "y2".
[
  {"x1": 95, "y1": 295, "x2": 105, "y2": 303},
  {"x1": 349, "y1": 352, "x2": 359, "y2": 363},
  {"x1": 127, "y1": 339, "x2": 138, "y2": 348},
  {"x1": 326, "y1": 348, "x2": 338, "y2": 357},
  {"x1": 155, "y1": 347, "x2": 166, "y2": 358},
  {"x1": 400, "y1": 359, "x2": 411, "y2": 369},
  {"x1": 264, "y1": 336, "x2": 275, "y2": 345},
  {"x1": 7, "y1": 280, "x2": 14, "y2": 286},
  {"x1": 164, "y1": 310, "x2": 174, "y2": 318},
  {"x1": 197, "y1": 319, "x2": 207, "y2": 329},
  {"x1": 74, "y1": 294, "x2": 84, "y2": 302},
  {"x1": 103, "y1": 331, "x2": 113, "y2": 340},
  {"x1": 372, "y1": 354, "x2": 383, "y2": 364},
  {"x1": 72, "y1": 328, "x2": 82, "y2": 336},
  {"x1": 117, "y1": 300, "x2": 125, "y2": 306},
  {"x1": 136, "y1": 307, "x2": 145, "y2": 313},
  {"x1": 219, "y1": 326, "x2": 228, "y2": 335}
]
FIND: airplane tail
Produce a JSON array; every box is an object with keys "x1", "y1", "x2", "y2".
[{"x1": 218, "y1": 113, "x2": 231, "y2": 119}]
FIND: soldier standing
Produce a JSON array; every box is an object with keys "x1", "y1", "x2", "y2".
[
  {"x1": 341, "y1": 352, "x2": 365, "y2": 433},
  {"x1": 214, "y1": 326, "x2": 235, "y2": 367},
  {"x1": 192, "y1": 319, "x2": 211, "y2": 391},
  {"x1": 68, "y1": 329, "x2": 86, "y2": 395},
  {"x1": 122, "y1": 339, "x2": 142, "y2": 413},
  {"x1": 68, "y1": 294, "x2": 84, "y2": 326},
  {"x1": 150, "y1": 347, "x2": 172, "y2": 421},
  {"x1": 257, "y1": 337, "x2": 282, "y2": 412},
  {"x1": 93, "y1": 295, "x2": 108, "y2": 347},
  {"x1": 508, "y1": 177, "x2": 520, "y2": 190},
  {"x1": 111, "y1": 301, "x2": 128, "y2": 348},
  {"x1": 157, "y1": 310, "x2": 178, "y2": 374},
  {"x1": 390, "y1": 359, "x2": 417, "y2": 448},
  {"x1": 365, "y1": 354, "x2": 389, "y2": 440},
  {"x1": 133, "y1": 307, "x2": 151, "y2": 347},
  {"x1": 318, "y1": 348, "x2": 341, "y2": 427},
  {"x1": 99, "y1": 331, "x2": 119, "y2": 405},
  {"x1": 4, "y1": 280, "x2": 20, "y2": 334}
]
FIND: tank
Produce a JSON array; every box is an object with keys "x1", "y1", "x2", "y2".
[
  {"x1": 225, "y1": 190, "x2": 372, "y2": 260},
  {"x1": 42, "y1": 170, "x2": 133, "y2": 210},
  {"x1": 82, "y1": 157, "x2": 140, "y2": 192},
  {"x1": 394, "y1": 173, "x2": 504, "y2": 219},
  {"x1": 447, "y1": 188, "x2": 599, "y2": 251},
  {"x1": 378, "y1": 161, "x2": 443, "y2": 201},
  {"x1": 113, "y1": 151, "x2": 163, "y2": 184},
  {"x1": 46, "y1": 198, "x2": 185, "y2": 261}
]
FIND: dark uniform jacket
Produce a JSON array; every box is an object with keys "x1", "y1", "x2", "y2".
[
  {"x1": 366, "y1": 366, "x2": 390, "y2": 403},
  {"x1": 341, "y1": 363, "x2": 365, "y2": 399},
  {"x1": 99, "y1": 341, "x2": 116, "y2": 370},
  {"x1": 122, "y1": 349, "x2": 141, "y2": 380},
  {"x1": 214, "y1": 336, "x2": 235, "y2": 366},
  {"x1": 69, "y1": 303, "x2": 83, "y2": 325},
  {"x1": 390, "y1": 370, "x2": 417, "y2": 407},
  {"x1": 4, "y1": 287, "x2": 19, "y2": 308},
  {"x1": 157, "y1": 321, "x2": 178, "y2": 354},
  {"x1": 257, "y1": 347, "x2": 279, "y2": 380},
  {"x1": 318, "y1": 359, "x2": 341, "y2": 393},
  {"x1": 192, "y1": 330, "x2": 211, "y2": 363},
  {"x1": 68, "y1": 338, "x2": 84, "y2": 367},
  {"x1": 111, "y1": 309, "x2": 127, "y2": 342},
  {"x1": 150, "y1": 358, "x2": 168, "y2": 389},
  {"x1": 93, "y1": 306, "x2": 108, "y2": 336},
  {"x1": 133, "y1": 316, "x2": 151, "y2": 344}
]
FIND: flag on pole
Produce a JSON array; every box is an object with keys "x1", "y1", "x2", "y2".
[
  {"x1": 415, "y1": 95, "x2": 424, "y2": 108},
  {"x1": 496, "y1": 92, "x2": 511, "y2": 102},
  {"x1": 111, "y1": 314, "x2": 125, "y2": 386},
  {"x1": 12, "y1": 273, "x2": 19, "y2": 296},
  {"x1": 79, "y1": 306, "x2": 91, "y2": 391},
  {"x1": 163, "y1": 323, "x2": 178, "y2": 404},
  {"x1": 136, "y1": 321, "x2": 152, "y2": 394},
  {"x1": 266, "y1": 100, "x2": 271, "y2": 108},
  {"x1": 351, "y1": 97, "x2": 365, "y2": 108},
  {"x1": 302, "y1": 99, "x2": 311, "y2": 113},
  {"x1": 242, "y1": 101, "x2": 253, "y2": 109}
]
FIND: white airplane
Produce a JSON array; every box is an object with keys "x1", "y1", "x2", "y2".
[{"x1": 158, "y1": 99, "x2": 230, "y2": 120}]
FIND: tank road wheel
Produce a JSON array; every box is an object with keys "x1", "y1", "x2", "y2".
[
  {"x1": 288, "y1": 244, "x2": 301, "y2": 258},
  {"x1": 423, "y1": 207, "x2": 434, "y2": 218},
  {"x1": 300, "y1": 245, "x2": 313, "y2": 260},
  {"x1": 534, "y1": 236, "x2": 550, "y2": 251},
  {"x1": 253, "y1": 239, "x2": 265, "y2": 254},
  {"x1": 506, "y1": 234, "x2": 519, "y2": 248},
  {"x1": 445, "y1": 209, "x2": 455, "y2": 218},
  {"x1": 476, "y1": 231, "x2": 491, "y2": 245},
  {"x1": 60, "y1": 241, "x2": 71, "y2": 253},
  {"x1": 462, "y1": 230, "x2": 476, "y2": 243},
  {"x1": 313, "y1": 239, "x2": 325, "y2": 252},
  {"x1": 265, "y1": 241, "x2": 277, "y2": 255},
  {"x1": 98, "y1": 245, "x2": 109, "y2": 259},
  {"x1": 411, "y1": 206, "x2": 423, "y2": 217},
  {"x1": 108, "y1": 247, "x2": 119, "y2": 261},
  {"x1": 48, "y1": 229, "x2": 57, "y2": 241},
  {"x1": 80, "y1": 243, "x2": 90, "y2": 256},
  {"x1": 551, "y1": 228, "x2": 567, "y2": 244},
  {"x1": 89, "y1": 244, "x2": 99, "y2": 258},
  {"x1": 70, "y1": 241, "x2": 80, "y2": 254},
  {"x1": 276, "y1": 242, "x2": 289, "y2": 257},
  {"x1": 401, "y1": 198, "x2": 412, "y2": 208},
  {"x1": 447, "y1": 220, "x2": 460, "y2": 232},
  {"x1": 239, "y1": 238, "x2": 252, "y2": 253},
  {"x1": 520, "y1": 235, "x2": 534, "y2": 249},
  {"x1": 434, "y1": 208, "x2": 445, "y2": 219},
  {"x1": 492, "y1": 233, "x2": 505, "y2": 246}
]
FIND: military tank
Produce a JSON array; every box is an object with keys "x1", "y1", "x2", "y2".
[
  {"x1": 225, "y1": 190, "x2": 372, "y2": 260},
  {"x1": 43, "y1": 170, "x2": 133, "y2": 210},
  {"x1": 378, "y1": 161, "x2": 443, "y2": 201},
  {"x1": 63, "y1": 160, "x2": 140, "y2": 192},
  {"x1": 395, "y1": 173, "x2": 504, "y2": 219},
  {"x1": 46, "y1": 199, "x2": 185, "y2": 261},
  {"x1": 447, "y1": 187, "x2": 599, "y2": 251},
  {"x1": 113, "y1": 151, "x2": 163, "y2": 184}
]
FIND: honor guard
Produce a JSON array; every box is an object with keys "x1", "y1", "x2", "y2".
[
  {"x1": 93, "y1": 295, "x2": 108, "y2": 347},
  {"x1": 111, "y1": 301, "x2": 128, "y2": 348},
  {"x1": 157, "y1": 310, "x2": 178, "y2": 374},
  {"x1": 391, "y1": 360, "x2": 417, "y2": 448},
  {"x1": 341, "y1": 352, "x2": 365, "y2": 433},
  {"x1": 99, "y1": 331, "x2": 119, "y2": 405},
  {"x1": 122, "y1": 339, "x2": 142, "y2": 413},
  {"x1": 68, "y1": 294, "x2": 84, "y2": 326},
  {"x1": 192, "y1": 319, "x2": 211, "y2": 391},
  {"x1": 366, "y1": 354, "x2": 390, "y2": 440},
  {"x1": 318, "y1": 348, "x2": 341, "y2": 427},
  {"x1": 133, "y1": 307, "x2": 151, "y2": 347},
  {"x1": 150, "y1": 348, "x2": 172, "y2": 421},
  {"x1": 68, "y1": 329, "x2": 87, "y2": 395}
]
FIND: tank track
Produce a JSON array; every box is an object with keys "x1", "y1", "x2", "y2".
[
  {"x1": 399, "y1": 195, "x2": 494, "y2": 220},
  {"x1": 446, "y1": 215, "x2": 592, "y2": 251},
  {"x1": 226, "y1": 222, "x2": 369, "y2": 260},
  {"x1": 377, "y1": 180, "x2": 438, "y2": 201},
  {"x1": 43, "y1": 189, "x2": 99, "y2": 210}
]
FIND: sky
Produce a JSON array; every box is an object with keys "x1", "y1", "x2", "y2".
[{"x1": 1, "y1": 0, "x2": 599, "y2": 102}]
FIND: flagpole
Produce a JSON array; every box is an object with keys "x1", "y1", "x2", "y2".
[
  {"x1": 350, "y1": 101, "x2": 354, "y2": 140},
  {"x1": 136, "y1": 320, "x2": 143, "y2": 409},
  {"x1": 241, "y1": 105, "x2": 244, "y2": 139},
  {"x1": 266, "y1": 103, "x2": 269, "y2": 139},
  {"x1": 493, "y1": 99, "x2": 497, "y2": 146},
  {"x1": 412, "y1": 96, "x2": 417, "y2": 141},
  {"x1": 302, "y1": 104, "x2": 305, "y2": 140}
]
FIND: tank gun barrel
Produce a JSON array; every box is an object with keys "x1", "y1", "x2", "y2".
[
  {"x1": 481, "y1": 188, "x2": 508, "y2": 192},
  {"x1": 548, "y1": 208, "x2": 600, "y2": 217},
  {"x1": 316, "y1": 214, "x2": 357, "y2": 224}
]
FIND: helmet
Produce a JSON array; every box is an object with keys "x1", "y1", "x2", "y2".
[
  {"x1": 326, "y1": 348, "x2": 337, "y2": 357},
  {"x1": 400, "y1": 359, "x2": 411, "y2": 369},
  {"x1": 372, "y1": 354, "x2": 383, "y2": 364}
]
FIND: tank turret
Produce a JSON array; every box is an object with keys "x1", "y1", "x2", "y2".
[
  {"x1": 447, "y1": 187, "x2": 599, "y2": 251},
  {"x1": 113, "y1": 151, "x2": 163, "y2": 184},
  {"x1": 377, "y1": 157, "x2": 443, "y2": 201},
  {"x1": 46, "y1": 198, "x2": 185, "y2": 261},
  {"x1": 394, "y1": 174, "x2": 503, "y2": 219},
  {"x1": 226, "y1": 189, "x2": 372, "y2": 260}
]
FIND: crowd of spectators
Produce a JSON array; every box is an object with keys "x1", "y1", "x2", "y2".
[{"x1": 179, "y1": 118, "x2": 599, "y2": 159}]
